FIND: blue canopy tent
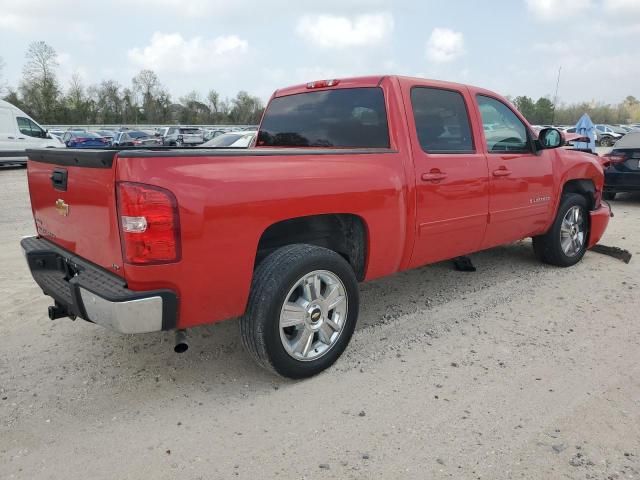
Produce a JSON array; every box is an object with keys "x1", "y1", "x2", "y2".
[{"x1": 574, "y1": 113, "x2": 596, "y2": 152}]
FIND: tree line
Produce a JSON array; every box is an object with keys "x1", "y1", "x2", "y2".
[
  {"x1": 1, "y1": 41, "x2": 639, "y2": 127},
  {"x1": 510, "y1": 94, "x2": 640, "y2": 126},
  {"x1": 0, "y1": 41, "x2": 264, "y2": 126}
]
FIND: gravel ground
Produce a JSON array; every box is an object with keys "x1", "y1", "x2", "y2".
[{"x1": 1, "y1": 166, "x2": 639, "y2": 480}]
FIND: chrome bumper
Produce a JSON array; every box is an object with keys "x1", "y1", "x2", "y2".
[{"x1": 79, "y1": 288, "x2": 164, "y2": 334}]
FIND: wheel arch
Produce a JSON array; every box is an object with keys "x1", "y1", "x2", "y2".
[
  {"x1": 255, "y1": 214, "x2": 369, "y2": 281},
  {"x1": 561, "y1": 179, "x2": 596, "y2": 210}
]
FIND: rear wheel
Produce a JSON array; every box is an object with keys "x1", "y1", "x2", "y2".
[
  {"x1": 241, "y1": 244, "x2": 359, "y2": 379},
  {"x1": 533, "y1": 193, "x2": 589, "y2": 267}
]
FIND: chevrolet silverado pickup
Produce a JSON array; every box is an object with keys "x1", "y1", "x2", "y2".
[{"x1": 22, "y1": 76, "x2": 611, "y2": 378}]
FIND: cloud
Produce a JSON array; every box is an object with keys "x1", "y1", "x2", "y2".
[
  {"x1": 604, "y1": 0, "x2": 640, "y2": 16},
  {"x1": 128, "y1": 32, "x2": 248, "y2": 73},
  {"x1": 296, "y1": 13, "x2": 393, "y2": 48},
  {"x1": 526, "y1": 0, "x2": 592, "y2": 20},
  {"x1": 426, "y1": 28, "x2": 465, "y2": 63}
]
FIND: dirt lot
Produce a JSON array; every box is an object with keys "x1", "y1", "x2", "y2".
[{"x1": 1, "y1": 166, "x2": 639, "y2": 480}]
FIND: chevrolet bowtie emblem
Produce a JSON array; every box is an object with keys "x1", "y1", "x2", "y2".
[{"x1": 55, "y1": 199, "x2": 69, "y2": 217}]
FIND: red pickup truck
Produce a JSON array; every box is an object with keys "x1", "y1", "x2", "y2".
[{"x1": 22, "y1": 75, "x2": 610, "y2": 378}]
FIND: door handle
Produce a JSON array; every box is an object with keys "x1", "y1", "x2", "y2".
[
  {"x1": 492, "y1": 168, "x2": 512, "y2": 177},
  {"x1": 7, "y1": 136, "x2": 15, "y2": 139},
  {"x1": 18, "y1": 137, "x2": 26, "y2": 140},
  {"x1": 422, "y1": 171, "x2": 447, "y2": 182}
]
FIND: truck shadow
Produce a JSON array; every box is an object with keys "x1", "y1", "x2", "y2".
[
  {"x1": 7, "y1": 238, "x2": 582, "y2": 417},
  {"x1": 24, "y1": 240, "x2": 543, "y2": 395}
]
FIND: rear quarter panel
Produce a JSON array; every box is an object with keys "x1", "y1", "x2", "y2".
[{"x1": 116, "y1": 151, "x2": 410, "y2": 328}]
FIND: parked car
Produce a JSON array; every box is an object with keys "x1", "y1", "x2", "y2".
[
  {"x1": 62, "y1": 130, "x2": 111, "y2": 148},
  {"x1": 595, "y1": 124, "x2": 624, "y2": 147},
  {"x1": 21, "y1": 75, "x2": 610, "y2": 379},
  {"x1": 155, "y1": 127, "x2": 169, "y2": 139},
  {"x1": 201, "y1": 130, "x2": 256, "y2": 148},
  {"x1": 91, "y1": 130, "x2": 116, "y2": 144},
  {"x1": 601, "y1": 132, "x2": 640, "y2": 200},
  {"x1": 0, "y1": 99, "x2": 64, "y2": 165},
  {"x1": 163, "y1": 127, "x2": 204, "y2": 146},
  {"x1": 112, "y1": 131, "x2": 162, "y2": 147},
  {"x1": 202, "y1": 128, "x2": 226, "y2": 142}
]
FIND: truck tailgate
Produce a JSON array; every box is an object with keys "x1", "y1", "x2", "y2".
[{"x1": 26, "y1": 149, "x2": 124, "y2": 275}]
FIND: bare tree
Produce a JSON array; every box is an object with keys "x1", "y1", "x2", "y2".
[
  {"x1": 19, "y1": 41, "x2": 60, "y2": 122},
  {"x1": 229, "y1": 91, "x2": 264, "y2": 124},
  {"x1": 132, "y1": 69, "x2": 164, "y2": 122}
]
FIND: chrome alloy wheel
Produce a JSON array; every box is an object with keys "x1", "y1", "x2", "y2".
[
  {"x1": 279, "y1": 270, "x2": 348, "y2": 361},
  {"x1": 560, "y1": 205, "x2": 586, "y2": 257}
]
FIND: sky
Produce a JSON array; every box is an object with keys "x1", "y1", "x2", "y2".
[{"x1": 0, "y1": 0, "x2": 639, "y2": 105}]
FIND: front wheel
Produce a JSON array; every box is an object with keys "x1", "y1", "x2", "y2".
[
  {"x1": 603, "y1": 191, "x2": 616, "y2": 201},
  {"x1": 241, "y1": 244, "x2": 359, "y2": 379},
  {"x1": 533, "y1": 193, "x2": 589, "y2": 267}
]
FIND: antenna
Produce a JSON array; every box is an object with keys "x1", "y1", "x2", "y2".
[{"x1": 551, "y1": 66, "x2": 562, "y2": 125}]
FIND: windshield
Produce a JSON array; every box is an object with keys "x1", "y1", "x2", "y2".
[{"x1": 258, "y1": 87, "x2": 389, "y2": 148}]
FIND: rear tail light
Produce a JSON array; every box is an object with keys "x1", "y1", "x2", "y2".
[
  {"x1": 607, "y1": 152, "x2": 627, "y2": 165},
  {"x1": 116, "y1": 182, "x2": 181, "y2": 264}
]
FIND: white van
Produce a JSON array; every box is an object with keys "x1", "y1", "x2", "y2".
[{"x1": 0, "y1": 99, "x2": 64, "y2": 165}]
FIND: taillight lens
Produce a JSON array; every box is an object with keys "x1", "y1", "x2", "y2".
[
  {"x1": 608, "y1": 153, "x2": 627, "y2": 165},
  {"x1": 116, "y1": 182, "x2": 181, "y2": 264}
]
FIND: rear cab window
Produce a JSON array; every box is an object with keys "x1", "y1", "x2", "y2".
[{"x1": 257, "y1": 87, "x2": 389, "y2": 148}]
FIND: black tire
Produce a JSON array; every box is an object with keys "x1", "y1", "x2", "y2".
[
  {"x1": 240, "y1": 244, "x2": 359, "y2": 379},
  {"x1": 532, "y1": 193, "x2": 589, "y2": 267},
  {"x1": 603, "y1": 191, "x2": 616, "y2": 201}
]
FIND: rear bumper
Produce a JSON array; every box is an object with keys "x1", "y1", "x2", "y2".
[
  {"x1": 588, "y1": 204, "x2": 611, "y2": 248},
  {"x1": 604, "y1": 170, "x2": 640, "y2": 192},
  {"x1": 21, "y1": 236, "x2": 177, "y2": 333}
]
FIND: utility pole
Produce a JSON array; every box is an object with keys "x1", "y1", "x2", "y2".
[{"x1": 551, "y1": 66, "x2": 562, "y2": 125}]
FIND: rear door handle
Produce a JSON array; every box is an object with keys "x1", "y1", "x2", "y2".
[
  {"x1": 492, "y1": 168, "x2": 512, "y2": 177},
  {"x1": 7, "y1": 136, "x2": 15, "y2": 139},
  {"x1": 422, "y1": 171, "x2": 448, "y2": 182}
]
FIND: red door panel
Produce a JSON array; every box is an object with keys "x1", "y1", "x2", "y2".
[{"x1": 399, "y1": 82, "x2": 489, "y2": 267}]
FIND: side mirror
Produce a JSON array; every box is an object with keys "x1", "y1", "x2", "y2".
[{"x1": 538, "y1": 128, "x2": 563, "y2": 149}]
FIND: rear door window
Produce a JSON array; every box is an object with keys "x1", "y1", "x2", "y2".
[
  {"x1": 410, "y1": 87, "x2": 474, "y2": 153},
  {"x1": 258, "y1": 87, "x2": 389, "y2": 148}
]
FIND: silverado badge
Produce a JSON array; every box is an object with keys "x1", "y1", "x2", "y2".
[{"x1": 55, "y1": 199, "x2": 69, "y2": 217}]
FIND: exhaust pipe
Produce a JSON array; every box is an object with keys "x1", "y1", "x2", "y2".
[{"x1": 174, "y1": 329, "x2": 189, "y2": 353}]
